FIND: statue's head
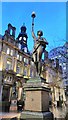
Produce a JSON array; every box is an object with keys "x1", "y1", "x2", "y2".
[{"x1": 37, "y1": 30, "x2": 43, "y2": 37}]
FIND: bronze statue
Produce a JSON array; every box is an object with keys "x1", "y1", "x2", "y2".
[{"x1": 31, "y1": 12, "x2": 48, "y2": 76}]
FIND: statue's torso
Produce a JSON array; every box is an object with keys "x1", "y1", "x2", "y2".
[{"x1": 34, "y1": 37, "x2": 46, "y2": 49}]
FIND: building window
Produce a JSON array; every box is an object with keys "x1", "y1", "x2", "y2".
[
  {"x1": 59, "y1": 63, "x2": 62, "y2": 66},
  {"x1": 20, "y1": 55, "x2": 22, "y2": 61},
  {"x1": 24, "y1": 58, "x2": 28, "y2": 64},
  {"x1": 17, "y1": 66, "x2": 20, "y2": 74},
  {"x1": 24, "y1": 47, "x2": 27, "y2": 53},
  {"x1": 19, "y1": 37, "x2": 22, "y2": 41},
  {"x1": 4, "y1": 76, "x2": 12, "y2": 83},
  {"x1": 10, "y1": 76, "x2": 12, "y2": 81},
  {"x1": 63, "y1": 63, "x2": 66, "y2": 66},
  {"x1": 7, "y1": 48, "x2": 14, "y2": 56},
  {"x1": 63, "y1": 66, "x2": 66, "y2": 70},
  {"x1": 16, "y1": 64, "x2": 21, "y2": 74},
  {"x1": 59, "y1": 55, "x2": 61, "y2": 58},
  {"x1": 17, "y1": 54, "x2": 19, "y2": 60},
  {"x1": 6, "y1": 60, "x2": 12, "y2": 70},
  {"x1": 10, "y1": 50, "x2": 13, "y2": 56},
  {"x1": 24, "y1": 58, "x2": 26, "y2": 63},
  {"x1": 17, "y1": 54, "x2": 22, "y2": 61},
  {"x1": 7, "y1": 48, "x2": 10, "y2": 54},
  {"x1": 18, "y1": 43, "x2": 21, "y2": 49},
  {"x1": 7, "y1": 76, "x2": 12, "y2": 82},
  {"x1": 24, "y1": 68, "x2": 27, "y2": 76}
]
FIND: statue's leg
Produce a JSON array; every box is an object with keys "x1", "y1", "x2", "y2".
[
  {"x1": 37, "y1": 47, "x2": 43, "y2": 75},
  {"x1": 37, "y1": 46, "x2": 43, "y2": 61},
  {"x1": 40, "y1": 62, "x2": 42, "y2": 74},
  {"x1": 35, "y1": 62, "x2": 38, "y2": 74},
  {"x1": 38, "y1": 62, "x2": 42, "y2": 76},
  {"x1": 32, "y1": 52, "x2": 39, "y2": 74},
  {"x1": 35, "y1": 61, "x2": 41, "y2": 75}
]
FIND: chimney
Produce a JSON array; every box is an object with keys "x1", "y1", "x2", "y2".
[{"x1": 8, "y1": 23, "x2": 16, "y2": 38}]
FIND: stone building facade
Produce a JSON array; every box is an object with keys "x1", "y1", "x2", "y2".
[
  {"x1": 0, "y1": 23, "x2": 36, "y2": 112},
  {"x1": 49, "y1": 43, "x2": 68, "y2": 97},
  {"x1": 41, "y1": 53, "x2": 66, "y2": 107}
]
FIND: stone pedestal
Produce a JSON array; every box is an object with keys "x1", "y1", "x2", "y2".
[{"x1": 21, "y1": 77, "x2": 53, "y2": 120}]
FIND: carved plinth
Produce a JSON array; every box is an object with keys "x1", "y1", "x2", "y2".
[
  {"x1": 24, "y1": 85, "x2": 50, "y2": 112},
  {"x1": 21, "y1": 77, "x2": 53, "y2": 120}
]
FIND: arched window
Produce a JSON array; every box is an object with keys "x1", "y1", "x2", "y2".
[{"x1": 10, "y1": 29, "x2": 12, "y2": 35}]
